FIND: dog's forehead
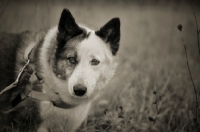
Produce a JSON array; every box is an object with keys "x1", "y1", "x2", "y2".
[{"x1": 77, "y1": 32, "x2": 109, "y2": 57}]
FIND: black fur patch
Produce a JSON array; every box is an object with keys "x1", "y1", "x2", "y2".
[
  {"x1": 57, "y1": 9, "x2": 83, "y2": 50},
  {"x1": 54, "y1": 32, "x2": 87, "y2": 80},
  {"x1": 95, "y1": 18, "x2": 120, "y2": 55},
  {"x1": 54, "y1": 9, "x2": 88, "y2": 79}
]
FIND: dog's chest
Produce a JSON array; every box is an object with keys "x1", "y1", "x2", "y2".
[{"x1": 38, "y1": 101, "x2": 91, "y2": 131}]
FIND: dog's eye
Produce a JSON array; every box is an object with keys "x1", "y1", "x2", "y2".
[
  {"x1": 68, "y1": 57, "x2": 76, "y2": 65},
  {"x1": 91, "y1": 59, "x2": 100, "y2": 66}
]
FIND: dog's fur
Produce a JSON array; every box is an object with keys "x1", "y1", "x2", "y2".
[{"x1": 0, "y1": 9, "x2": 120, "y2": 132}]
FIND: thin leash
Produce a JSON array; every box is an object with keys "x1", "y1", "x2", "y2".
[
  {"x1": 0, "y1": 42, "x2": 77, "y2": 109},
  {"x1": 0, "y1": 60, "x2": 30, "y2": 95},
  {"x1": 0, "y1": 42, "x2": 34, "y2": 96}
]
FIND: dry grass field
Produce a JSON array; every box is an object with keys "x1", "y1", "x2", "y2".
[{"x1": 0, "y1": 0, "x2": 200, "y2": 131}]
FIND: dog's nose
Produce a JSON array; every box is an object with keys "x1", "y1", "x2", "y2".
[{"x1": 73, "y1": 84, "x2": 87, "y2": 97}]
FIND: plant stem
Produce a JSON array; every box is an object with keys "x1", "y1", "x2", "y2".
[
  {"x1": 181, "y1": 37, "x2": 198, "y2": 123},
  {"x1": 193, "y1": 11, "x2": 200, "y2": 56}
]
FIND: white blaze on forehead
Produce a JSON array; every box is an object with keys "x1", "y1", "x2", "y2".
[{"x1": 77, "y1": 32, "x2": 111, "y2": 61}]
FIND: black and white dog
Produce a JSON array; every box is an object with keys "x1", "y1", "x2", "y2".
[{"x1": 0, "y1": 9, "x2": 120, "y2": 132}]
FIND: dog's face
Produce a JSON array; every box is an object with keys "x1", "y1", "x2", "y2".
[
  {"x1": 41, "y1": 9, "x2": 120, "y2": 104},
  {"x1": 67, "y1": 31, "x2": 118, "y2": 98}
]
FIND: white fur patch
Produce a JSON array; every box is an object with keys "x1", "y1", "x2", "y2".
[{"x1": 40, "y1": 26, "x2": 58, "y2": 79}]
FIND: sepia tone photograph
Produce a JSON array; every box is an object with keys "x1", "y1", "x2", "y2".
[{"x1": 0, "y1": 0, "x2": 200, "y2": 131}]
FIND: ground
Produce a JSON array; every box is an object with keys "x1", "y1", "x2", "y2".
[{"x1": 0, "y1": 0, "x2": 200, "y2": 131}]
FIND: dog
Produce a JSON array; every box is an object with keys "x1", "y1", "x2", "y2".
[{"x1": 0, "y1": 9, "x2": 120, "y2": 132}]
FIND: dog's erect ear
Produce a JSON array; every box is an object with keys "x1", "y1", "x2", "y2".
[
  {"x1": 58, "y1": 9, "x2": 83, "y2": 41},
  {"x1": 95, "y1": 18, "x2": 120, "y2": 55}
]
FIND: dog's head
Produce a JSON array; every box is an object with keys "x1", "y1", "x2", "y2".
[{"x1": 41, "y1": 9, "x2": 120, "y2": 104}]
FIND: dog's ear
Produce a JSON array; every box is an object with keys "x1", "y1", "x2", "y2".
[
  {"x1": 95, "y1": 18, "x2": 120, "y2": 55},
  {"x1": 58, "y1": 9, "x2": 83, "y2": 42}
]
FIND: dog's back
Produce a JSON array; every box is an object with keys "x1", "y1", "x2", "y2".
[
  {"x1": 0, "y1": 31, "x2": 43, "y2": 132},
  {"x1": 0, "y1": 32, "x2": 22, "y2": 89}
]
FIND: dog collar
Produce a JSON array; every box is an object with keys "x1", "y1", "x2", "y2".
[{"x1": 27, "y1": 89, "x2": 78, "y2": 109}]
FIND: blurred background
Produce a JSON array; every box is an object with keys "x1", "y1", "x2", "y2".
[{"x1": 0, "y1": 0, "x2": 200, "y2": 131}]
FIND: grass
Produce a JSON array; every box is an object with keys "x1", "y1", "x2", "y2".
[{"x1": 0, "y1": 0, "x2": 200, "y2": 131}]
